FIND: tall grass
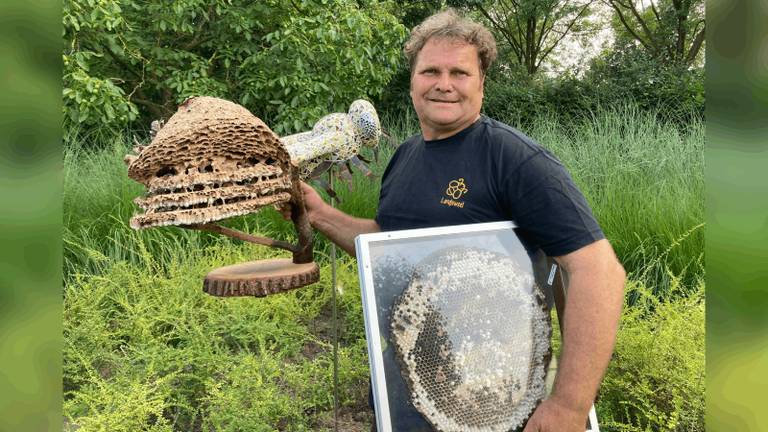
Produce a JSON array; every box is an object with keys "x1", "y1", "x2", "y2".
[
  {"x1": 519, "y1": 105, "x2": 704, "y2": 291},
  {"x1": 65, "y1": 105, "x2": 703, "y2": 294}
]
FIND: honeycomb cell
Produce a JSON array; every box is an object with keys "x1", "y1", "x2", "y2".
[{"x1": 391, "y1": 246, "x2": 551, "y2": 432}]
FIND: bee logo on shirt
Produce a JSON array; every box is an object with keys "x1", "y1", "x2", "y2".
[
  {"x1": 446, "y1": 178, "x2": 468, "y2": 199},
  {"x1": 441, "y1": 178, "x2": 468, "y2": 208}
]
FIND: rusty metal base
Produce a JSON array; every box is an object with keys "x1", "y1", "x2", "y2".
[{"x1": 203, "y1": 258, "x2": 319, "y2": 297}]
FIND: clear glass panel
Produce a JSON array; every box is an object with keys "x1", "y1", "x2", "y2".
[{"x1": 357, "y1": 222, "x2": 552, "y2": 432}]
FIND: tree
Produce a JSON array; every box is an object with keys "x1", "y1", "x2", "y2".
[
  {"x1": 63, "y1": 0, "x2": 407, "y2": 139},
  {"x1": 604, "y1": 0, "x2": 705, "y2": 65},
  {"x1": 451, "y1": 0, "x2": 598, "y2": 76}
]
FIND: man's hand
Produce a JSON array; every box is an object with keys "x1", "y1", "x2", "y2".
[
  {"x1": 522, "y1": 398, "x2": 588, "y2": 432},
  {"x1": 279, "y1": 181, "x2": 327, "y2": 223},
  {"x1": 280, "y1": 181, "x2": 380, "y2": 255},
  {"x1": 298, "y1": 181, "x2": 328, "y2": 225}
]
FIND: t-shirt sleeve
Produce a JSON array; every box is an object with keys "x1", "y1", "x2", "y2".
[
  {"x1": 375, "y1": 143, "x2": 406, "y2": 226},
  {"x1": 501, "y1": 150, "x2": 604, "y2": 257}
]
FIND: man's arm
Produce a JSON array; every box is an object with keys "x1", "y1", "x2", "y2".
[
  {"x1": 524, "y1": 239, "x2": 625, "y2": 432},
  {"x1": 296, "y1": 182, "x2": 380, "y2": 256}
]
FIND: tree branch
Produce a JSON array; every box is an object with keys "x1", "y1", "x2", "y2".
[
  {"x1": 535, "y1": 6, "x2": 552, "y2": 55},
  {"x1": 187, "y1": 223, "x2": 300, "y2": 254},
  {"x1": 685, "y1": 24, "x2": 705, "y2": 64},
  {"x1": 672, "y1": 0, "x2": 687, "y2": 60},
  {"x1": 132, "y1": 92, "x2": 167, "y2": 119},
  {"x1": 649, "y1": 0, "x2": 662, "y2": 24},
  {"x1": 537, "y1": 1, "x2": 594, "y2": 70},
  {"x1": 526, "y1": 16, "x2": 536, "y2": 73},
  {"x1": 606, "y1": 0, "x2": 656, "y2": 55},
  {"x1": 477, "y1": 4, "x2": 523, "y2": 61},
  {"x1": 626, "y1": 0, "x2": 658, "y2": 52}
]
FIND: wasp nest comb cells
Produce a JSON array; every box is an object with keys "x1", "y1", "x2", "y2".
[
  {"x1": 391, "y1": 246, "x2": 551, "y2": 432},
  {"x1": 125, "y1": 96, "x2": 318, "y2": 297},
  {"x1": 125, "y1": 96, "x2": 294, "y2": 229}
]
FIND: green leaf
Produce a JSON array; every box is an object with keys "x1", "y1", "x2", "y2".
[{"x1": 62, "y1": 0, "x2": 408, "y2": 140}]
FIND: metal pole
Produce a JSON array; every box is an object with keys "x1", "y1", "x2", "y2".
[{"x1": 329, "y1": 169, "x2": 340, "y2": 431}]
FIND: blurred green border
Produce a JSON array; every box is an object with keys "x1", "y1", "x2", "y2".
[
  {"x1": 706, "y1": 0, "x2": 768, "y2": 430},
  {"x1": 0, "y1": 0, "x2": 62, "y2": 431},
  {"x1": 0, "y1": 0, "x2": 766, "y2": 430}
]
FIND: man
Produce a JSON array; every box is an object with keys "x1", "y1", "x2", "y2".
[{"x1": 292, "y1": 9, "x2": 625, "y2": 432}]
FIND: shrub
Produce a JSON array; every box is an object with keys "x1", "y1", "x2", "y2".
[
  {"x1": 63, "y1": 233, "x2": 371, "y2": 430},
  {"x1": 585, "y1": 46, "x2": 705, "y2": 124},
  {"x1": 475, "y1": 50, "x2": 704, "y2": 129},
  {"x1": 63, "y1": 0, "x2": 407, "y2": 142},
  {"x1": 598, "y1": 277, "x2": 705, "y2": 431}
]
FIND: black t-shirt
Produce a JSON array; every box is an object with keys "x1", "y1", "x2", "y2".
[{"x1": 375, "y1": 115, "x2": 604, "y2": 257}]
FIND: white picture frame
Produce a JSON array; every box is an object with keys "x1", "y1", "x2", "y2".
[{"x1": 355, "y1": 221, "x2": 535, "y2": 431}]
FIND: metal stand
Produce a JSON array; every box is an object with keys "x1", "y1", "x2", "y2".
[{"x1": 329, "y1": 170, "x2": 340, "y2": 431}]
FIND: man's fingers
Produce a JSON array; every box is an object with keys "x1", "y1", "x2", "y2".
[
  {"x1": 275, "y1": 203, "x2": 292, "y2": 220},
  {"x1": 300, "y1": 181, "x2": 319, "y2": 199}
]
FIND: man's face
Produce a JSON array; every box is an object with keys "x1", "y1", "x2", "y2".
[{"x1": 410, "y1": 37, "x2": 485, "y2": 140}]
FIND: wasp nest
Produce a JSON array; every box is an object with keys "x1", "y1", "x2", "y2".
[
  {"x1": 280, "y1": 99, "x2": 381, "y2": 179},
  {"x1": 125, "y1": 96, "x2": 294, "y2": 229},
  {"x1": 391, "y1": 246, "x2": 551, "y2": 432}
]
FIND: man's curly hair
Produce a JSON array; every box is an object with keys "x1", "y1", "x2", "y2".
[{"x1": 404, "y1": 8, "x2": 497, "y2": 76}]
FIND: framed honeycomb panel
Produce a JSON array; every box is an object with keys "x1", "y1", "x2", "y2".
[{"x1": 355, "y1": 221, "x2": 553, "y2": 432}]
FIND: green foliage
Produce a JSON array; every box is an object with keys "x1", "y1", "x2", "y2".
[
  {"x1": 64, "y1": 238, "x2": 370, "y2": 430},
  {"x1": 481, "y1": 57, "x2": 704, "y2": 128},
  {"x1": 585, "y1": 46, "x2": 705, "y2": 122},
  {"x1": 482, "y1": 67, "x2": 550, "y2": 126},
  {"x1": 64, "y1": 372, "x2": 175, "y2": 432},
  {"x1": 599, "y1": 278, "x2": 705, "y2": 431},
  {"x1": 606, "y1": 0, "x2": 705, "y2": 66},
  {"x1": 201, "y1": 353, "x2": 312, "y2": 431},
  {"x1": 63, "y1": 0, "x2": 407, "y2": 141},
  {"x1": 62, "y1": 51, "x2": 140, "y2": 130}
]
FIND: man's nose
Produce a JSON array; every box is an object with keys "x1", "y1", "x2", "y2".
[{"x1": 434, "y1": 73, "x2": 453, "y2": 92}]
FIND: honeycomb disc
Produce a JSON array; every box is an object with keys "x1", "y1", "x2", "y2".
[{"x1": 391, "y1": 246, "x2": 551, "y2": 432}]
